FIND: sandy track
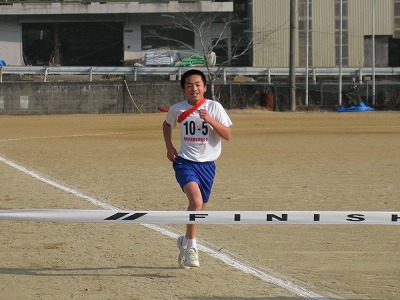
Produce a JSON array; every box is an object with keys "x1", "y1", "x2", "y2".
[{"x1": 0, "y1": 111, "x2": 399, "y2": 299}]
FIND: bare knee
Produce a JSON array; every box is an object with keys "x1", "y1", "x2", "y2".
[{"x1": 183, "y1": 182, "x2": 204, "y2": 211}]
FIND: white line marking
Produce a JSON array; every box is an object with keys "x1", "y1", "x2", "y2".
[
  {"x1": 0, "y1": 155, "x2": 331, "y2": 299},
  {"x1": 0, "y1": 133, "x2": 125, "y2": 143},
  {"x1": 0, "y1": 156, "x2": 115, "y2": 210},
  {"x1": 1, "y1": 124, "x2": 399, "y2": 143}
]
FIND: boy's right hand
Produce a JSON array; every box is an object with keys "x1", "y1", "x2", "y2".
[{"x1": 166, "y1": 146, "x2": 178, "y2": 162}]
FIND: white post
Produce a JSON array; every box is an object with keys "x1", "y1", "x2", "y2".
[
  {"x1": 89, "y1": 67, "x2": 93, "y2": 82},
  {"x1": 305, "y1": 0, "x2": 310, "y2": 106},
  {"x1": 339, "y1": 0, "x2": 343, "y2": 106},
  {"x1": 372, "y1": 0, "x2": 376, "y2": 105}
]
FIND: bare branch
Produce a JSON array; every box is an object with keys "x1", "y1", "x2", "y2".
[{"x1": 144, "y1": 11, "x2": 274, "y2": 99}]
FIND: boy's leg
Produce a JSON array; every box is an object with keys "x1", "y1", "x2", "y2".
[
  {"x1": 183, "y1": 181, "x2": 207, "y2": 238},
  {"x1": 182, "y1": 181, "x2": 206, "y2": 267}
]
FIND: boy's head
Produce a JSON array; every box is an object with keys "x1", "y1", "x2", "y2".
[{"x1": 180, "y1": 69, "x2": 207, "y2": 89}]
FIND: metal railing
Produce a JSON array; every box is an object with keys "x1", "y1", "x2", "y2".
[
  {"x1": 0, "y1": 0, "x2": 211, "y2": 4},
  {"x1": 1, "y1": 66, "x2": 400, "y2": 84}
]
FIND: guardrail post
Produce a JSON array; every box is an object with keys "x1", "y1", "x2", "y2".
[
  {"x1": 320, "y1": 82, "x2": 324, "y2": 106},
  {"x1": 0, "y1": 67, "x2": 3, "y2": 83},
  {"x1": 267, "y1": 68, "x2": 271, "y2": 84},
  {"x1": 89, "y1": 68, "x2": 93, "y2": 82},
  {"x1": 358, "y1": 68, "x2": 363, "y2": 84},
  {"x1": 223, "y1": 68, "x2": 226, "y2": 83},
  {"x1": 229, "y1": 82, "x2": 232, "y2": 108},
  {"x1": 178, "y1": 68, "x2": 182, "y2": 81},
  {"x1": 133, "y1": 68, "x2": 137, "y2": 81},
  {"x1": 313, "y1": 69, "x2": 317, "y2": 84},
  {"x1": 44, "y1": 67, "x2": 48, "y2": 82}
]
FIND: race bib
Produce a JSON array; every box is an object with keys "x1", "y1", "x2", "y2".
[{"x1": 181, "y1": 115, "x2": 209, "y2": 143}]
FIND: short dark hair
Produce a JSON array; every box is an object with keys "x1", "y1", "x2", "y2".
[{"x1": 180, "y1": 69, "x2": 207, "y2": 88}]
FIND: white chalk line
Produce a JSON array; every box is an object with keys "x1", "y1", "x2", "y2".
[
  {"x1": 1, "y1": 124, "x2": 399, "y2": 143},
  {"x1": 0, "y1": 132, "x2": 126, "y2": 143},
  {"x1": 0, "y1": 155, "x2": 332, "y2": 300}
]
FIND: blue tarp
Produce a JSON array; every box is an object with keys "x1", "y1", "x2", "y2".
[
  {"x1": 0, "y1": 60, "x2": 6, "y2": 66},
  {"x1": 337, "y1": 102, "x2": 374, "y2": 112}
]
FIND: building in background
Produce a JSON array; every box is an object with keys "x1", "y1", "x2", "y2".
[
  {"x1": 0, "y1": 0, "x2": 235, "y2": 66},
  {"x1": 0, "y1": 0, "x2": 399, "y2": 69},
  {"x1": 252, "y1": 0, "x2": 400, "y2": 68}
]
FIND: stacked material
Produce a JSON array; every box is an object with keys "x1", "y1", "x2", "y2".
[
  {"x1": 176, "y1": 54, "x2": 205, "y2": 67},
  {"x1": 145, "y1": 49, "x2": 175, "y2": 66}
]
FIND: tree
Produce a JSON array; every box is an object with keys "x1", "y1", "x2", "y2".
[{"x1": 143, "y1": 12, "x2": 271, "y2": 100}]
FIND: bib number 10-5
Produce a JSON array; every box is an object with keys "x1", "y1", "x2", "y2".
[{"x1": 183, "y1": 121, "x2": 208, "y2": 136}]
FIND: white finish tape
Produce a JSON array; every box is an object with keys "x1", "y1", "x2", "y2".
[{"x1": 0, "y1": 209, "x2": 398, "y2": 225}]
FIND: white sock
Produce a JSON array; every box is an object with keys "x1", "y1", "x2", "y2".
[
  {"x1": 186, "y1": 238, "x2": 197, "y2": 249},
  {"x1": 181, "y1": 236, "x2": 188, "y2": 248}
]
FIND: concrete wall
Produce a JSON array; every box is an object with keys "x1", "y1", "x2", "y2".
[
  {"x1": 1, "y1": 79, "x2": 399, "y2": 114},
  {"x1": 1, "y1": 1, "x2": 233, "y2": 16},
  {"x1": 0, "y1": 79, "x2": 272, "y2": 115},
  {"x1": 0, "y1": 81, "x2": 184, "y2": 115}
]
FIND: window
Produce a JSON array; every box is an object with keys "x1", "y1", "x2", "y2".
[
  {"x1": 335, "y1": 0, "x2": 349, "y2": 66},
  {"x1": 298, "y1": 1, "x2": 312, "y2": 67},
  {"x1": 394, "y1": 1, "x2": 400, "y2": 38}
]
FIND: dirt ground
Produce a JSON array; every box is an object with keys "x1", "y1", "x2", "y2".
[{"x1": 0, "y1": 110, "x2": 399, "y2": 300}]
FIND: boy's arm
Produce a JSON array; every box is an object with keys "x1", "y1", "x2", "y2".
[
  {"x1": 198, "y1": 109, "x2": 231, "y2": 141},
  {"x1": 162, "y1": 120, "x2": 178, "y2": 162}
]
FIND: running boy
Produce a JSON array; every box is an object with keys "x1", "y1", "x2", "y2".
[{"x1": 162, "y1": 69, "x2": 232, "y2": 268}]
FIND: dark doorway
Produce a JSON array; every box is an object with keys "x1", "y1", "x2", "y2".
[
  {"x1": 389, "y1": 37, "x2": 400, "y2": 67},
  {"x1": 22, "y1": 22, "x2": 123, "y2": 66}
]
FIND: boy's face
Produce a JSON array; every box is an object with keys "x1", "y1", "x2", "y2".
[{"x1": 182, "y1": 75, "x2": 207, "y2": 104}]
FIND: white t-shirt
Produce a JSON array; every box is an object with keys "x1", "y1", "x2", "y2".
[{"x1": 165, "y1": 99, "x2": 232, "y2": 162}]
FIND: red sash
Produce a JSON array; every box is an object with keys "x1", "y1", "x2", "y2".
[{"x1": 177, "y1": 98, "x2": 206, "y2": 124}]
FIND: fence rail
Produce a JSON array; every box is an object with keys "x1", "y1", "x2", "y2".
[
  {"x1": 0, "y1": 0, "x2": 210, "y2": 4},
  {"x1": 1, "y1": 66, "x2": 400, "y2": 84}
]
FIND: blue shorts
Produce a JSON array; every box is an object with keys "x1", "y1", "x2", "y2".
[{"x1": 173, "y1": 156, "x2": 216, "y2": 203}]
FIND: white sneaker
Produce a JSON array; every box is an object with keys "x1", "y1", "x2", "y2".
[
  {"x1": 177, "y1": 236, "x2": 190, "y2": 269},
  {"x1": 184, "y1": 247, "x2": 200, "y2": 268}
]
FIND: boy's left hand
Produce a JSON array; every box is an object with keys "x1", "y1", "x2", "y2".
[{"x1": 198, "y1": 109, "x2": 212, "y2": 123}]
